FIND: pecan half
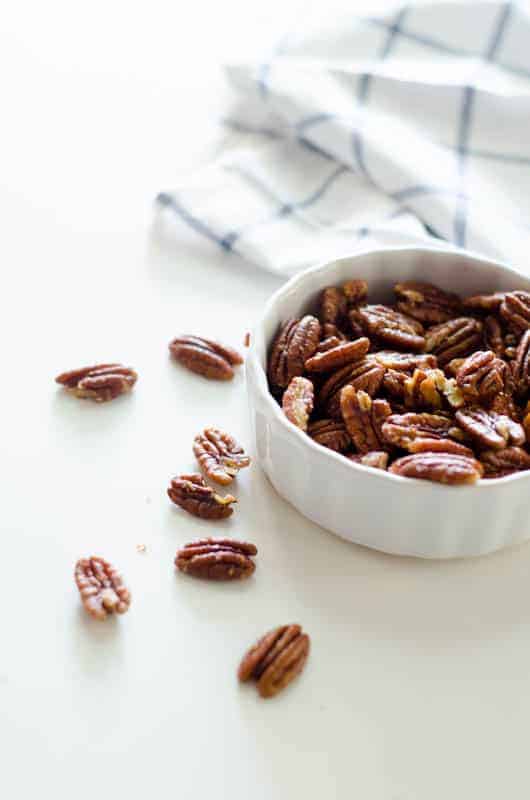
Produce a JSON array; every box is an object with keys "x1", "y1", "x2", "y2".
[
  {"x1": 484, "y1": 315, "x2": 505, "y2": 357},
  {"x1": 490, "y1": 392, "x2": 518, "y2": 419},
  {"x1": 169, "y1": 336, "x2": 243, "y2": 380},
  {"x1": 193, "y1": 427, "x2": 250, "y2": 485},
  {"x1": 355, "y1": 305, "x2": 425, "y2": 351},
  {"x1": 175, "y1": 538, "x2": 257, "y2": 580},
  {"x1": 424, "y1": 317, "x2": 483, "y2": 366},
  {"x1": 445, "y1": 358, "x2": 466, "y2": 377},
  {"x1": 322, "y1": 323, "x2": 348, "y2": 341},
  {"x1": 394, "y1": 281, "x2": 462, "y2": 324},
  {"x1": 381, "y1": 412, "x2": 471, "y2": 456},
  {"x1": 342, "y1": 279, "x2": 368, "y2": 306},
  {"x1": 499, "y1": 291, "x2": 530, "y2": 335},
  {"x1": 307, "y1": 419, "x2": 351, "y2": 452},
  {"x1": 74, "y1": 557, "x2": 131, "y2": 620},
  {"x1": 462, "y1": 292, "x2": 505, "y2": 313},
  {"x1": 389, "y1": 453, "x2": 483, "y2": 485},
  {"x1": 404, "y1": 368, "x2": 464, "y2": 410},
  {"x1": 455, "y1": 407, "x2": 525, "y2": 450},
  {"x1": 456, "y1": 351, "x2": 507, "y2": 403},
  {"x1": 305, "y1": 337, "x2": 370, "y2": 373},
  {"x1": 316, "y1": 335, "x2": 342, "y2": 353},
  {"x1": 373, "y1": 351, "x2": 437, "y2": 372},
  {"x1": 282, "y1": 377, "x2": 314, "y2": 431},
  {"x1": 167, "y1": 473, "x2": 236, "y2": 519},
  {"x1": 340, "y1": 386, "x2": 391, "y2": 454},
  {"x1": 55, "y1": 364, "x2": 137, "y2": 402},
  {"x1": 238, "y1": 624, "x2": 310, "y2": 698},
  {"x1": 268, "y1": 316, "x2": 321, "y2": 390},
  {"x1": 480, "y1": 447, "x2": 530, "y2": 478},
  {"x1": 319, "y1": 287, "x2": 347, "y2": 326},
  {"x1": 320, "y1": 358, "x2": 385, "y2": 418},
  {"x1": 347, "y1": 451, "x2": 389, "y2": 470},
  {"x1": 512, "y1": 330, "x2": 530, "y2": 396}
]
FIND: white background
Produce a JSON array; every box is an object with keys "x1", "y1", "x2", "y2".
[{"x1": 3, "y1": 2, "x2": 530, "y2": 798}]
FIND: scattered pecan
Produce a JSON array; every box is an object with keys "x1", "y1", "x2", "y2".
[
  {"x1": 462, "y1": 292, "x2": 505, "y2": 313},
  {"x1": 167, "y1": 473, "x2": 236, "y2": 519},
  {"x1": 244, "y1": 332, "x2": 251, "y2": 347},
  {"x1": 340, "y1": 386, "x2": 391, "y2": 454},
  {"x1": 480, "y1": 447, "x2": 530, "y2": 477},
  {"x1": 238, "y1": 624, "x2": 310, "y2": 698},
  {"x1": 282, "y1": 377, "x2": 314, "y2": 431},
  {"x1": 74, "y1": 557, "x2": 131, "y2": 620},
  {"x1": 55, "y1": 364, "x2": 137, "y2": 402},
  {"x1": 394, "y1": 281, "x2": 462, "y2": 324},
  {"x1": 424, "y1": 317, "x2": 483, "y2": 366},
  {"x1": 499, "y1": 291, "x2": 530, "y2": 335},
  {"x1": 373, "y1": 351, "x2": 437, "y2": 372},
  {"x1": 347, "y1": 451, "x2": 389, "y2": 470},
  {"x1": 307, "y1": 419, "x2": 351, "y2": 452},
  {"x1": 355, "y1": 305, "x2": 425, "y2": 351},
  {"x1": 193, "y1": 427, "x2": 250, "y2": 485},
  {"x1": 268, "y1": 316, "x2": 321, "y2": 390},
  {"x1": 389, "y1": 452, "x2": 484, "y2": 485},
  {"x1": 342, "y1": 279, "x2": 368, "y2": 306},
  {"x1": 483, "y1": 315, "x2": 505, "y2": 357},
  {"x1": 175, "y1": 538, "x2": 257, "y2": 581},
  {"x1": 455, "y1": 407, "x2": 525, "y2": 450},
  {"x1": 381, "y1": 412, "x2": 471, "y2": 456},
  {"x1": 456, "y1": 351, "x2": 507, "y2": 403},
  {"x1": 305, "y1": 337, "x2": 370, "y2": 373},
  {"x1": 512, "y1": 330, "x2": 530, "y2": 396},
  {"x1": 169, "y1": 336, "x2": 243, "y2": 380},
  {"x1": 319, "y1": 358, "x2": 385, "y2": 418}
]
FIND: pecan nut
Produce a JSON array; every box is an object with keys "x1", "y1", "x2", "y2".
[
  {"x1": 167, "y1": 473, "x2": 236, "y2": 519},
  {"x1": 319, "y1": 287, "x2": 347, "y2": 326},
  {"x1": 484, "y1": 315, "x2": 505, "y2": 357},
  {"x1": 462, "y1": 292, "x2": 505, "y2": 313},
  {"x1": 193, "y1": 427, "x2": 250, "y2": 485},
  {"x1": 305, "y1": 337, "x2": 370, "y2": 373},
  {"x1": 322, "y1": 323, "x2": 348, "y2": 341},
  {"x1": 238, "y1": 624, "x2": 310, "y2": 698},
  {"x1": 389, "y1": 453, "x2": 484, "y2": 485},
  {"x1": 268, "y1": 316, "x2": 321, "y2": 390},
  {"x1": 355, "y1": 305, "x2": 425, "y2": 351},
  {"x1": 319, "y1": 358, "x2": 384, "y2": 418},
  {"x1": 480, "y1": 447, "x2": 530, "y2": 477},
  {"x1": 342, "y1": 279, "x2": 368, "y2": 306},
  {"x1": 456, "y1": 351, "x2": 507, "y2": 403},
  {"x1": 373, "y1": 351, "x2": 437, "y2": 372},
  {"x1": 307, "y1": 419, "x2": 351, "y2": 452},
  {"x1": 169, "y1": 336, "x2": 243, "y2": 380},
  {"x1": 381, "y1": 412, "x2": 471, "y2": 456},
  {"x1": 316, "y1": 335, "x2": 343, "y2": 353},
  {"x1": 455, "y1": 407, "x2": 525, "y2": 450},
  {"x1": 74, "y1": 557, "x2": 131, "y2": 620},
  {"x1": 424, "y1": 317, "x2": 483, "y2": 366},
  {"x1": 512, "y1": 330, "x2": 530, "y2": 396},
  {"x1": 404, "y1": 368, "x2": 464, "y2": 410},
  {"x1": 340, "y1": 386, "x2": 391, "y2": 454},
  {"x1": 394, "y1": 281, "x2": 462, "y2": 324},
  {"x1": 347, "y1": 451, "x2": 389, "y2": 470},
  {"x1": 56, "y1": 364, "x2": 137, "y2": 402},
  {"x1": 499, "y1": 291, "x2": 530, "y2": 335},
  {"x1": 175, "y1": 538, "x2": 257, "y2": 580},
  {"x1": 282, "y1": 377, "x2": 314, "y2": 431}
]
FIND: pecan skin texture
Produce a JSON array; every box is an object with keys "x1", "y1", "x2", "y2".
[
  {"x1": 319, "y1": 358, "x2": 384, "y2": 418},
  {"x1": 56, "y1": 364, "x2": 137, "y2": 402},
  {"x1": 340, "y1": 386, "x2": 391, "y2": 454},
  {"x1": 193, "y1": 427, "x2": 250, "y2": 485},
  {"x1": 74, "y1": 557, "x2": 131, "y2": 620},
  {"x1": 307, "y1": 419, "x2": 351, "y2": 452},
  {"x1": 373, "y1": 351, "x2": 437, "y2": 372},
  {"x1": 319, "y1": 287, "x2": 347, "y2": 326},
  {"x1": 305, "y1": 337, "x2": 370, "y2": 373},
  {"x1": 342, "y1": 279, "x2": 368, "y2": 305},
  {"x1": 316, "y1": 335, "x2": 342, "y2": 353},
  {"x1": 456, "y1": 351, "x2": 507, "y2": 403},
  {"x1": 394, "y1": 281, "x2": 462, "y2": 324},
  {"x1": 175, "y1": 538, "x2": 257, "y2": 581},
  {"x1": 512, "y1": 330, "x2": 530, "y2": 396},
  {"x1": 404, "y1": 368, "x2": 464, "y2": 410},
  {"x1": 389, "y1": 453, "x2": 483, "y2": 485},
  {"x1": 484, "y1": 315, "x2": 505, "y2": 357},
  {"x1": 455, "y1": 407, "x2": 525, "y2": 451},
  {"x1": 424, "y1": 317, "x2": 483, "y2": 366},
  {"x1": 167, "y1": 473, "x2": 236, "y2": 519},
  {"x1": 238, "y1": 624, "x2": 310, "y2": 698},
  {"x1": 268, "y1": 316, "x2": 321, "y2": 390},
  {"x1": 347, "y1": 451, "x2": 389, "y2": 470},
  {"x1": 282, "y1": 377, "x2": 314, "y2": 431},
  {"x1": 169, "y1": 336, "x2": 242, "y2": 380},
  {"x1": 500, "y1": 291, "x2": 530, "y2": 335},
  {"x1": 481, "y1": 447, "x2": 530, "y2": 477},
  {"x1": 356, "y1": 305, "x2": 425, "y2": 351},
  {"x1": 382, "y1": 412, "x2": 472, "y2": 456},
  {"x1": 462, "y1": 292, "x2": 505, "y2": 313}
]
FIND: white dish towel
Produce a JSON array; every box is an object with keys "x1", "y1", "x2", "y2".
[{"x1": 157, "y1": 0, "x2": 530, "y2": 277}]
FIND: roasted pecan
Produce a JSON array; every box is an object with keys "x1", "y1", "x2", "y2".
[
  {"x1": 456, "y1": 351, "x2": 507, "y2": 403},
  {"x1": 305, "y1": 337, "x2": 370, "y2": 373},
  {"x1": 193, "y1": 427, "x2": 250, "y2": 485},
  {"x1": 307, "y1": 419, "x2": 351, "y2": 452},
  {"x1": 389, "y1": 453, "x2": 483, "y2": 485},
  {"x1": 382, "y1": 368, "x2": 409, "y2": 399},
  {"x1": 238, "y1": 624, "x2": 310, "y2": 698},
  {"x1": 484, "y1": 315, "x2": 505, "y2": 357},
  {"x1": 404, "y1": 368, "x2": 464, "y2": 410},
  {"x1": 373, "y1": 351, "x2": 437, "y2": 372},
  {"x1": 499, "y1": 291, "x2": 530, "y2": 335},
  {"x1": 347, "y1": 311, "x2": 366, "y2": 339},
  {"x1": 319, "y1": 286, "x2": 347, "y2": 326},
  {"x1": 355, "y1": 305, "x2": 425, "y2": 351},
  {"x1": 342, "y1": 279, "x2": 368, "y2": 306},
  {"x1": 455, "y1": 407, "x2": 525, "y2": 450},
  {"x1": 381, "y1": 412, "x2": 471, "y2": 456},
  {"x1": 340, "y1": 386, "x2": 391, "y2": 454},
  {"x1": 175, "y1": 538, "x2": 257, "y2": 581},
  {"x1": 512, "y1": 330, "x2": 530, "y2": 396},
  {"x1": 169, "y1": 336, "x2": 243, "y2": 380},
  {"x1": 55, "y1": 364, "x2": 137, "y2": 402},
  {"x1": 167, "y1": 473, "x2": 236, "y2": 519},
  {"x1": 268, "y1": 316, "x2": 321, "y2": 390},
  {"x1": 394, "y1": 281, "x2": 462, "y2": 324},
  {"x1": 316, "y1": 336, "x2": 342, "y2": 353},
  {"x1": 74, "y1": 557, "x2": 131, "y2": 620},
  {"x1": 347, "y1": 451, "x2": 389, "y2": 470},
  {"x1": 462, "y1": 292, "x2": 505, "y2": 313},
  {"x1": 490, "y1": 392, "x2": 518, "y2": 419},
  {"x1": 244, "y1": 332, "x2": 251, "y2": 348},
  {"x1": 320, "y1": 358, "x2": 385, "y2": 418},
  {"x1": 480, "y1": 447, "x2": 530, "y2": 477},
  {"x1": 322, "y1": 323, "x2": 348, "y2": 341},
  {"x1": 445, "y1": 358, "x2": 466, "y2": 377},
  {"x1": 424, "y1": 317, "x2": 483, "y2": 366},
  {"x1": 282, "y1": 377, "x2": 314, "y2": 431}
]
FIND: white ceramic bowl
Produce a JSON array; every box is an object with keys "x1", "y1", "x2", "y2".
[{"x1": 246, "y1": 246, "x2": 530, "y2": 559}]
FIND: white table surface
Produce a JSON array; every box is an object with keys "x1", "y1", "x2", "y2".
[{"x1": 3, "y1": 2, "x2": 530, "y2": 798}]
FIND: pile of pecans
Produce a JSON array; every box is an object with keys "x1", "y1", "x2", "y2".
[{"x1": 268, "y1": 280, "x2": 530, "y2": 485}]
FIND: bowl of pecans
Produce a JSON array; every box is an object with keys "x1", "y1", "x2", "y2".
[{"x1": 246, "y1": 246, "x2": 530, "y2": 558}]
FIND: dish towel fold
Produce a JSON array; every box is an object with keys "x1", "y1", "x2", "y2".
[{"x1": 156, "y1": 0, "x2": 530, "y2": 277}]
